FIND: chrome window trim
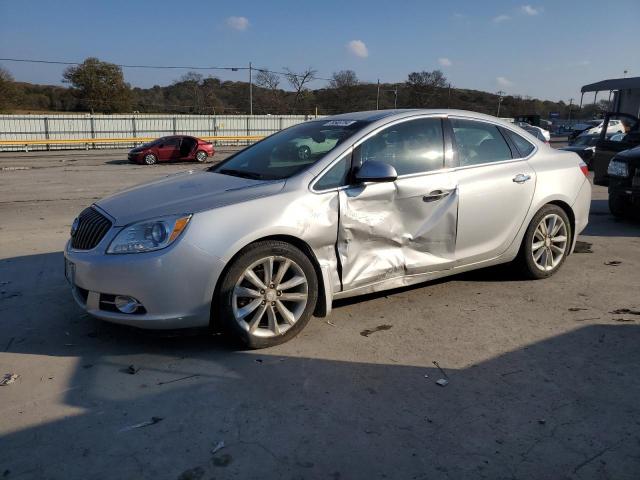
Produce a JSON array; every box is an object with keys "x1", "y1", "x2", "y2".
[
  {"x1": 309, "y1": 113, "x2": 448, "y2": 193},
  {"x1": 448, "y1": 114, "x2": 539, "y2": 164}
]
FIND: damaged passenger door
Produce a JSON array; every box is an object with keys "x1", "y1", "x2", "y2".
[{"x1": 338, "y1": 116, "x2": 459, "y2": 292}]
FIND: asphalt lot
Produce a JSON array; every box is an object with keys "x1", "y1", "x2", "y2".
[{"x1": 1, "y1": 147, "x2": 640, "y2": 479}]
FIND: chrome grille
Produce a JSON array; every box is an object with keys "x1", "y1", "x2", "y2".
[{"x1": 71, "y1": 207, "x2": 112, "y2": 250}]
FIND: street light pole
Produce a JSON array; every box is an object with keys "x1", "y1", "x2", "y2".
[
  {"x1": 567, "y1": 98, "x2": 573, "y2": 123},
  {"x1": 376, "y1": 79, "x2": 380, "y2": 110},
  {"x1": 496, "y1": 90, "x2": 505, "y2": 117},
  {"x1": 249, "y1": 61, "x2": 253, "y2": 115}
]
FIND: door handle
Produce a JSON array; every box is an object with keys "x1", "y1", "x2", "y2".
[
  {"x1": 513, "y1": 174, "x2": 531, "y2": 184},
  {"x1": 423, "y1": 189, "x2": 453, "y2": 202}
]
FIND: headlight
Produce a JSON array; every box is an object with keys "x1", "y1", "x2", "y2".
[
  {"x1": 107, "y1": 214, "x2": 192, "y2": 254},
  {"x1": 607, "y1": 160, "x2": 629, "y2": 178}
]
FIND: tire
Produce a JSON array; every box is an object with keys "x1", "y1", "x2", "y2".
[
  {"x1": 144, "y1": 153, "x2": 157, "y2": 165},
  {"x1": 195, "y1": 150, "x2": 207, "y2": 163},
  {"x1": 217, "y1": 240, "x2": 318, "y2": 349},
  {"x1": 297, "y1": 145, "x2": 311, "y2": 161},
  {"x1": 516, "y1": 204, "x2": 572, "y2": 280},
  {"x1": 609, "y1": 193, "x2": 629, "y2": 218}
]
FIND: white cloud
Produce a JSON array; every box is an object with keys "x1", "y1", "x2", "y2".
[
  {"x1": 521, "y1": 5, "x2": 540, "y2": 15},
  {"x1": 226, "y1": 16, "x2": 249, "y2": 31},
  {"x1": 497, "y1": 76, "x2": 514, "y2": 88},
  {"x1": 438, "y1": 57, "x2": 452, "y2": 67},
  {"x1": 493, "y1": 14, "x2": 511, "y2": 23},
  {"x1": 347, "y1": 40, "x2": 368, "y2": 58}
]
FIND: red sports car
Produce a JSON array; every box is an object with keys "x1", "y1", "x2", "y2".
[{"x1": 128, "y1": 136, "x2": 215, "y2": 165}]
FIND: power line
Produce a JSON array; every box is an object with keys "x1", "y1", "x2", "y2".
[{"x1": 0, "y1": 57, "x2": 333, "y2": 81}]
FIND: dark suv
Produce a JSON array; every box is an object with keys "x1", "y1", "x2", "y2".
[
  {"x1": 607, "y1": 146, "x2": 640, "y2": 218},
  {"x1": 592, "y1": 113, "x2": 640, "y2": 186}
]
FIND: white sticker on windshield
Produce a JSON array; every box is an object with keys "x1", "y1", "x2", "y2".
[{"x1": 323, "y1": 120, "x2": 356, "y2": 127}]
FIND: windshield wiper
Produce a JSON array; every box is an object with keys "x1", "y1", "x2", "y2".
[{"x1": 216, "y1": 168, "x2": 264, "y2": 180}]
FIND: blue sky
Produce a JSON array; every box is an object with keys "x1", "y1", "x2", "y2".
[{"x1": 1, "y1": 0, "x2": 638, "y2": 102}]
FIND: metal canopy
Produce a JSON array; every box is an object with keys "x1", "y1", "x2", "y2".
[{"x1": 581, "y1": 77, "x2": 640, "y2": 93}]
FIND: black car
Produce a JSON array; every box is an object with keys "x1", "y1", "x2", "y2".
[
  {"x1": 593, "y1": 113, "x2": 640, "y2": 186},
  {"x1": 607, "y1": 146, "x2": 640, "y2": 218},
  {"x1": 560, "y1": 134, "x2": 599, "y2": 168},
  {"x1": 568, "y1": 120, "x2": 602, "y2": 142}
]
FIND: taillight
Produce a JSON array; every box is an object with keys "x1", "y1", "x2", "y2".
[{"x1": 579, "y1": 161, "x2": 589, "y2": 177}]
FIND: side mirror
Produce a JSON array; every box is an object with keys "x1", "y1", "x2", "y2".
[{"x1": 355, "y1": 160, "x2": 398, "y2": 183}]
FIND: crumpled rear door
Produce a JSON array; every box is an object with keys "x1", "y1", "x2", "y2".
[{"x1": 337, "y1": 172, "x2": 458, "y2": 291}]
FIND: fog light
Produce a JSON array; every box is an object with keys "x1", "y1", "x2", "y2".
[{"x1": 115, "y1": 295, "x2": 141, "y2": 314}]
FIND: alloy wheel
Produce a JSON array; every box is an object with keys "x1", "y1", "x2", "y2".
[
  {"x1": 531, "y1": 213, "x2": 568, "y2": 271},
  {"x1": 232, "y1": 256, "x2": 308, "y2": 338},
  {"x1": 196, "y1": 151, "x2": 207, "y2": 162}
]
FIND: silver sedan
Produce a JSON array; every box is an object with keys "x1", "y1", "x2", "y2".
[{"x1": 64, "y1": 110, "x2": 592, "y2": 348}]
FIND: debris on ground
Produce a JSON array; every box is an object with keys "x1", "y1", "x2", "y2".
[
  {"x1": 211, "y1": 440, "x2": 225, "y2": 455},
  {"x1": 604, "y1": 260, "x2": 622, "y2": 266},
  {"x1": 0, "y1": 373, "x2": 18, "y2": 386},
  {"x1": 568, "y1": 307, "x2": 588, "y2": 312},
  {"x1": 254, "y1": 359, "x2": 263, "y2": 363},
  {"x1": 433, "y1": 361, "x2": 449, "y2": 379},
  {"x1": 360, "y1": 324, "x2": 392, "y2": 337},
  {"x1": 614, "y1": 318, "x2": 635, "y2": 323},
  {"x1": 326, "y1": 320, "x2": 336, "y2": 327},
  {"x1": 5, "y1": 337, "x2": 15, "y2": 352},
  {"x1": 435, "y1": 378, "x2": 449, "y2": 387},
  {"x1": 118, "y1": 416, "x2": 163, "y2": 432},
  {"x1": 611, "y1": 308, "x2": 640, "y2": 316},
  {"x1": 538, "y1": 419, "x2": 546, "y2": 425},
  {"x1": 156, "y1": 374, "x2": 198, "y2": 385},
  {"x1": 432, "y1": 361, "x2": 449, "y2": 386},
  {"x1": 573, "y1": 241, "x2": 593, "y2": 254},
  {"x1": 122, "y1": 365, "x2": 139, "y2": 375}
]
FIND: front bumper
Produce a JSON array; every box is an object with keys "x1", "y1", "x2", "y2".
[{"x1": 64, "y1": 228, "x2": 226, "y2": 329}]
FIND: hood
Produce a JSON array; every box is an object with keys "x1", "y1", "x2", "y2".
[
  {"x1": 96, "y1": 170, "x2": 285, "y2": 226},
  {"x1": 614, "y1": 146, "x2": 640, "y2": 162}
]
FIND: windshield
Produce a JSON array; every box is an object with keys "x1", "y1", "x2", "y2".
[{"x1": 210, "y1": 120, "x2": 369, "y2": 180}]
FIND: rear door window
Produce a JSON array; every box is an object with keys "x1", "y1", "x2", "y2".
[{"x1": 450, "y1": 119, "x2": 513, "y2": 166}]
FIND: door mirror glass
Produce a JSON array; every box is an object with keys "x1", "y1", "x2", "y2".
[{"x1": 355, "y1": 160, "x2": 397, "y2": 183}]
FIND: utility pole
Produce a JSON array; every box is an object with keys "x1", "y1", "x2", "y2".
[
  {"x1": 447, "y1": 82, "x2": 452, "y2": 108},
  {"x1": 567, "y1": 98, "x2": 573, "y2": 123},
  {"x1": 249, "y1": 61, "x2": 253, "y2": 115},
  {"x1": 496, "y1": 90, "x2": 505, "y2": 117},
  {"x1": 376, "y1": 79, "x2": 380, "y2": 110}
]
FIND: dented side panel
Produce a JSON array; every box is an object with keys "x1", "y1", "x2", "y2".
[{"x1": 338, "y1": 173, "x2": 459, "y2": 291}]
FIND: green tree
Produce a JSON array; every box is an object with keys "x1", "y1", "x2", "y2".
[
  {"x1": 0, "y1": 67, "x2": 18, "y2": 112},
  {"x1": 62, "y1": 57, "x2": 132, "y2": 113},
  {"x1": 405, "y1": 70, "x2": 447, "y2": 107}
]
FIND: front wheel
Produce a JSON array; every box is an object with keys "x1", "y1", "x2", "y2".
[
  {"x1": 217, "y1": 241, "x2": 318, "y2": 349},
  {"x1": 144, "y1": 153, "x2": 157, "y2": 165},
  {"x1": 195, "y1": 150, "x2": 207, "y2": 162},
  {"x1": 297, "y1": 145, "x2": 311, "y2": 161},
  {"x1": 609, "y1": 193, "x2": 629, "y2": 218},
  {"x1": 516, "y1": 205, "x2": 571, "y2": 279}
]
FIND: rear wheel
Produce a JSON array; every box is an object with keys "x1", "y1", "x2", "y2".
[
  {"x1": 218, "y1": 241, "x2": 318, "y2": 349},
  {"x1": 516, "y1": 205, "x2": 571, "y2": 279},
  {"x1": 144, "y1": 153, "x2": 157, "y2": 165},
  {"x1": 195, "y1": 150, "x2": 207, "y2": 162},
  {"x1": 297, "y1": 145, "x2": 311, "y2": 161}
]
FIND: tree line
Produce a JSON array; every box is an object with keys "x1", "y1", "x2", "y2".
[{"x1": 0, "y1": 57, "x2": 606, "y2": 119}]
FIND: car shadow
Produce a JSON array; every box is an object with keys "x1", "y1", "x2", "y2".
[
  {"x1": 581, "y1": 199, "x2": 640, "y2": 237},
  {"x1": 1, "y1": 250, "x2": 639, "y2": 478}
]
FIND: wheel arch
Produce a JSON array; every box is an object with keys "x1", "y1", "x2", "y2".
[{"x1": 210, "y1": 234, "x2": 329, "y2": 331}]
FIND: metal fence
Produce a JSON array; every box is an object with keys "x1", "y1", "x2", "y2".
[{"x1": 0, "y1": 114, "x2": 320, "y2": 151}]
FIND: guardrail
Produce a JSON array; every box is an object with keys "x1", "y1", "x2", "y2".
[{"x1": 0, "y1": 135, "x2": 265, "y2": 151}]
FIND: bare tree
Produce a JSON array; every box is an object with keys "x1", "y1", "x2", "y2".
[
  {"x1": 330, "y1": 70, "x2": 359, "y2": 89},
  {"x1": 284, "y1": 67, "x2": 317, "y2": 113},
  {"x1": 255, "y1": 70, "x2": 280, "y2": 90},
  {"x1": 0, "y1": 67, "x2": 17, "y2": 112}
]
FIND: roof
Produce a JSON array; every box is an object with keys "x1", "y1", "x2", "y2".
[{"x1": 581, "y1": 77, "x2": 640, "y2": 93}]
